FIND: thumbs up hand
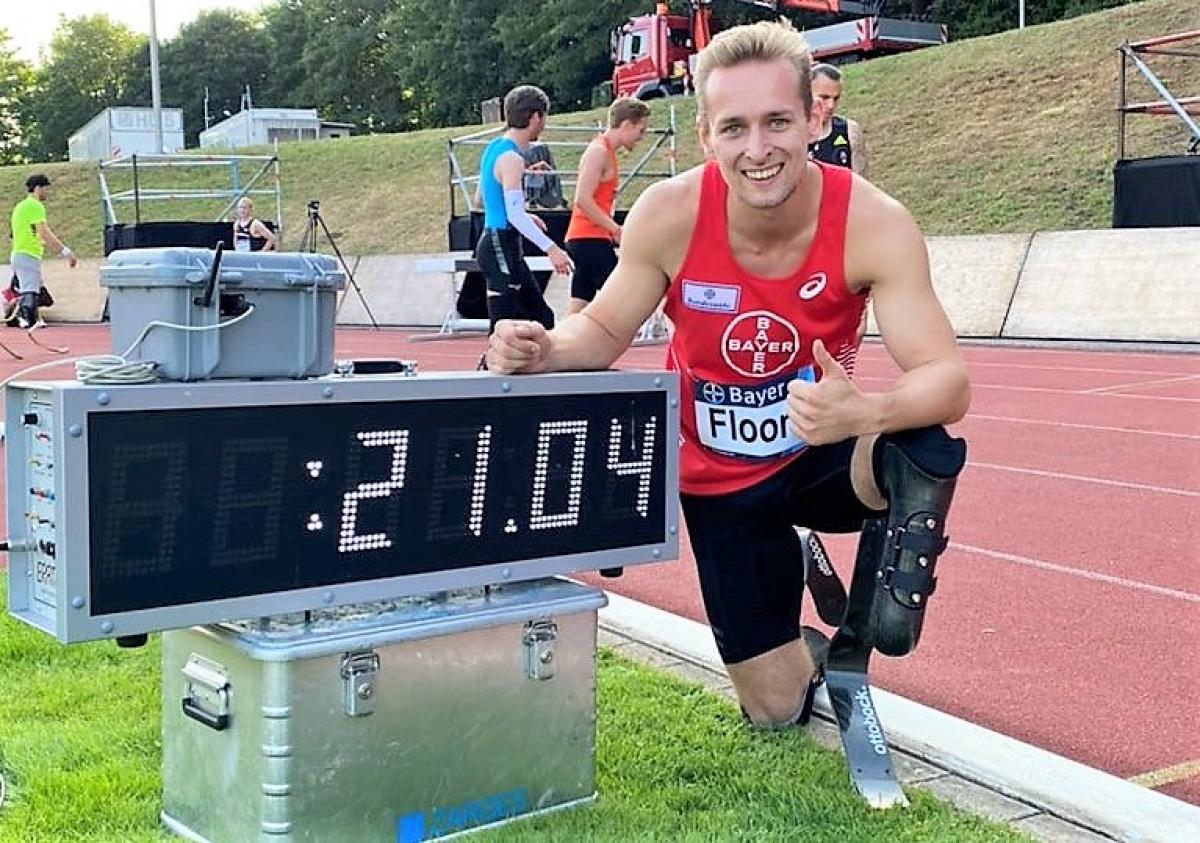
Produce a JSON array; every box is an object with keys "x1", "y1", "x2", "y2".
[{"x1": 787, "y1": 340, "x2": 874, "y2": 445}]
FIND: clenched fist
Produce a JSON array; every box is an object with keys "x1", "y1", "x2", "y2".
[{"x1": 485, "y1": 319, "x2": 552, "y2": 374}]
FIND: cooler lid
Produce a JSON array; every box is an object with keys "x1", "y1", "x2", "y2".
[{"x1": 100, "y1": 247, "x2": 345, "y2": 291}]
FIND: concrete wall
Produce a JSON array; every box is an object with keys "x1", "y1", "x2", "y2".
[
  {"x1": 10, "y1": 227, "x2": 1198, "y2": 345},
  {"x1": 1004, "y1": 228, "x2": 1198, "y2": 343}
]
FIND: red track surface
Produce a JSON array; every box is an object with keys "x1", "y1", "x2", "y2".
[{"x1": 2, "y1": 326, "x2": 1197, "y2": 805}]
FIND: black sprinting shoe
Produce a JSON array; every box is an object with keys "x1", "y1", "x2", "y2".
[{"x1": 797, "y1": 625, "x2": 831, "y2": 726}]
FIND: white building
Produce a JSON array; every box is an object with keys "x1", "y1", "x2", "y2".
[
  {"x1": 68, "y1": 107, "x2": 185, "y2": 161},
  {"x1": 198, "y1": 108, "x2": 353, "y2": 149}
]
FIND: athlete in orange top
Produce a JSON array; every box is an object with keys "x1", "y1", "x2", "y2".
[
  {"x1": 564, "y1": 97, "x2": 650, "y2": 314},
  {"x1": 486, "y1": 21, "x2": 969, "y2": 730}
]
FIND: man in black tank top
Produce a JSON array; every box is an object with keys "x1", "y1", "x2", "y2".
[{"x1": 808, "y1": 64, "x2": 867, "y2": 177}]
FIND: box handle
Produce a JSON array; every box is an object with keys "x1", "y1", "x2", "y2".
[
  {"x1": 181, "y1": 653, "x2": 231, "y2": 731},
  {"x1": 182, "y1": 695, "x2": 229, "y2": 731}
]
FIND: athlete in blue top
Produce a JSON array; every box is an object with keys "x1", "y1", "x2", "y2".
[{"x1": 474, "y1": 85, "x2": 573, "y2": 331}]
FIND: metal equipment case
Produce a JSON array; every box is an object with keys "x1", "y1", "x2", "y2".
[
  {"x1": 160, "y1": 579, "x2": 606, "y2": 842},
  {"x1": 100, "y1": 248, "x2": 344, "y2": 381}
]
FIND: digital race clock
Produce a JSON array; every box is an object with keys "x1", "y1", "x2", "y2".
[{"x1": 5, "y1": 371, "x2": 679, "y2": 642}]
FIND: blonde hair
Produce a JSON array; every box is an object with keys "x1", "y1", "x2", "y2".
[
  {"x1": 694, "y1": 20, "x2": 813, "y2": 122},
  {"x1": 608, "y1": 97, "x2": 651, "y2": 129}
]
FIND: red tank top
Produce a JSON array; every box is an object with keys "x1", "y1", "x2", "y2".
[
  {"x1": 566, "y1": 135, "x2": 619, "y2": 241},
  {"x1": 663, "y1": 160, "x2": 866, "y2": 496}
]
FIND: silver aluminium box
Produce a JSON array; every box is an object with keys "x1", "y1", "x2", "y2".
[
  {"x1": 161, "y1": 579, "x2": 606, "y2": 842},
  {"x1": 100, "y1": 248, "x2": 345, "y2": 381}
]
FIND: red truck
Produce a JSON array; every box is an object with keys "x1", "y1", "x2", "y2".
[{"x1": 610, "y1": 0, "x2": 946, "y2": 100}]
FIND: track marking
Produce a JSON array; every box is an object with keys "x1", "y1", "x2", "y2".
[
  {"x1": 968, "y1": 461, "x2": 1198, "y2": 497},
  {"x1": 968, "y1": 362, "x2": 1200, "y2": 378},
  {"x1": 854, "y1": 374, "x2": 1200, "y2": 403},
  {"x1": 1128, "y1": 759, "x2": 1200, "y2": 789},
  {"x1": 853, "y1": 375, "x2": 1200, "y2": 402},
  {"x1": 965, "y1": 413, "x2": 1200, "y2": 441},
  {"x1": 950, "y1": 542, "x2": 1200, "y2": 604},
  {"x1": 1082, "y1": 374, "x2": 1200, "y2": 394}
]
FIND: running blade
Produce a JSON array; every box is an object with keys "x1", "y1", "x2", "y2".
[{"x1": 825, "y1": 667, "x2": 909, "y2": 809}]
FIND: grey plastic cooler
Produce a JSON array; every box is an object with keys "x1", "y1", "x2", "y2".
[{"x1": 100, "y1": 248, "x2": 345, "y2": 381}]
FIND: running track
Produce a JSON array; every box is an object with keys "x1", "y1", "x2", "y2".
[{"x1": 1, "y1": 326, "x2": 1197, "y2": 806}]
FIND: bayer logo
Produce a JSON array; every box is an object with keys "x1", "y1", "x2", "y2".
[{"x1": 700, "y1": 382, "x2": 726, "y2": 404}]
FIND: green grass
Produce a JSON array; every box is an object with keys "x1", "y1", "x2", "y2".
[
  {"x1": 4, "y1": 0, "x2": 1196, "y2": 259},
  {"x1": 0, "y1": 580, "x2": 1027, "y2": 842}
]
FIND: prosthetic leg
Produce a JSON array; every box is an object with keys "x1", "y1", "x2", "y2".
[
  {"x1": 825, "y1": 520, "x2": 908, "y2": 807},
  {"x1": 869, "y1": 427, "x2": 966, "y2": 657},
  {"x1": 824, "y1": 426, "x2": 966, "y2": 807}
]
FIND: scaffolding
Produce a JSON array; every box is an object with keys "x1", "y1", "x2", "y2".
[
  {"x1": 98, "y1": 152, "x2": 283, "y2": 233},
  {"x1": 415, "y1": 107, "x2": 680, "y2": 342},
  {"x1": 1116, "y1": 30, "x2": 1200, "y2": 160}
]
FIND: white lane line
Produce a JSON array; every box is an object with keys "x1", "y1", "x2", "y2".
[
  {"x1": 964, "y1": 413, "x2": 1200, "y2": 441},
  {"x1": 853, "y1": 375, "x2": 1200, "y2": 403},
  {"x1": 968, "y1": 362, "x2": 1200, "y2": 377},
  {"x1": 951, "y1": 542, "x2": 1200, "y2": 604},
  {"x1": 1082, "y1": 374, "x2": 1200, "y2": 394},
  {"x1": 968, "y1": 461, "x2": 1199, "y2": 497}
]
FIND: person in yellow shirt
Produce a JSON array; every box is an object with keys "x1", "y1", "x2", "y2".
[{"x1": 10, "y1": 174, "x2": 76, "y2": 329}]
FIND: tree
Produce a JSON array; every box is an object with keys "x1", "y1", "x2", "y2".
[
  {"x1": 932, "y1": 0, "x2": 1134, "y2": 39},
  {"x1": 261, "y1": 0, "x2": 312, "y2": 108},
  {"x1": 0, "y1": 28, "x2": 35, "y2": 164},
  {"x1": 494, "y1": 0, "x2": 646, "y2": 114},
  {"x1": 388, "y1": 0, "x2": 517, "y2": 128},
  {"x1": 289, "y1": 0, "x2": 415, "y2": 132},
  {"x1": 26, "y1": 15, "x2": 142, "y2": 161},
  {"x1": 128, "y1": 10, "x2": 274, "y2": 146}
]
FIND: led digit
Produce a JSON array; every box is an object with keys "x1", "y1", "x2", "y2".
[
  {"x1": 528, "y1": 420, "x2": 588, "y2": 531},
  {"x1": 427, "y1": 425, "x2": 492, "y2": 541},
  {"x1": 468, "y1": 425, "x2": 491, "y2": 537},
  {"x1": 99, "y1": 441, "x2": 187, "y2": 577},
  {"x1": 606, "y1": 416, "x2": 658, "y2": 517},
  {"x1": 211, "y1": 437, "x2": 288, "y2": 565},
  {"x1": 339, "y1": 429, "x2": 409, "y2": 553}
]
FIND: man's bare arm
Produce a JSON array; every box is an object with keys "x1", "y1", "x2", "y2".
[
  {"x1": 487, "y1": 178, "x2": 690, "y2": 374},
  {"x1": 572, "y1": 143, "x2": 619, "y2": 236},
  {"x1": 855, "y1": 190, "x2": 968, "y2": 432},
  {"x1": 34, "y1": 221, "x2": 66, "y2": 253},
  {"x1": 848, "y1": 119, "x2": 868, "y2": 178},
  {"x1": 251, "y1": 220, "x2": 277, "y2": 250}
]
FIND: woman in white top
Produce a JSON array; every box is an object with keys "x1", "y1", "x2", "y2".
[{"x1": 231, "y1": 197, "x2": 278, "y2": 252}]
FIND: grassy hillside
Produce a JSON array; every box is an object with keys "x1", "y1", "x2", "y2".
[{"x1": 2, "y1": 0, "x2": 1195, "y2": 258}]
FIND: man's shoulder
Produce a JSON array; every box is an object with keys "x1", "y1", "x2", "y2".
[
  {"x1": 622, "y1": 167, "x2": 703, "y2": 264},
  {"x1": 14, "y1": 196, "x2": 44, "y2": 218},
  {"x1": 632, "y1": 167, "x2": 702, "y2": 221}
]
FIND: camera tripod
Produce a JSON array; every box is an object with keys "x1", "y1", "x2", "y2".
[{"x1": 299, "y1": 200, "x2": 380, "y2": 330}]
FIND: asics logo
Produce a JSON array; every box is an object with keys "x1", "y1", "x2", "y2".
[{"x1": 799, "y1": 272, "x2": 827, "y2": 301}]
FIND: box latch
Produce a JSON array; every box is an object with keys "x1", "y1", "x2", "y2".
[
  {"x1": 181, "y1": 654, "x2": 231, "y2": 731},
  {"x1": 523, "y1": 619, "x2": 558, "y2": 681},
  {"x1": 341, "y1": 650, "x2": 380, "y2": 717}
]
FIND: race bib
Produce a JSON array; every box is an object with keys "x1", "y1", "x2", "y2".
[{"x1": 692, "y1": 366, "x2": 815, "y2": 459}]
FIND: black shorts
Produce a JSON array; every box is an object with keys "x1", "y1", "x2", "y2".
[
  {"x1": 566, "y1": 238, "x2": 617, "y2": 303},
  {"x1": 475, "y1": 228, "x2": 554, "y2": 331},
  {"x1": 679, "y1": 441, "x2": 879, "y2": 665}
]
